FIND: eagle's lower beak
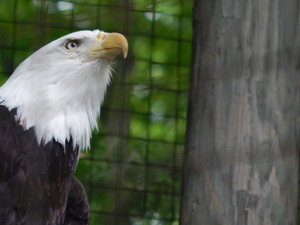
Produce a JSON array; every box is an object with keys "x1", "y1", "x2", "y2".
[{"x1": 90, "y1": 32, "x2": 128, "y2": 60}]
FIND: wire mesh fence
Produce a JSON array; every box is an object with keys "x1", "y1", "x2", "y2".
[{"x1": 0, "y1": 0, "x2": 192, "y2": 224}]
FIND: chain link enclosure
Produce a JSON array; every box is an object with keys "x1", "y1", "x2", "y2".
[{"x1": 0, "y1": 0, "x2": 192, "y2": 224}]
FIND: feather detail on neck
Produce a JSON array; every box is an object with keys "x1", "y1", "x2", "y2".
[{"x1": 0, "y1": 56, "x2": 112, "y2": 150}]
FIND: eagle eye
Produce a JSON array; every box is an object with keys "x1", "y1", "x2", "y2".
[{"x1": 66, "y1": 40, "x2": 80, "y2": 50}]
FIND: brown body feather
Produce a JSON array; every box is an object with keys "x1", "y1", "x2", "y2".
[{"x1": 0, "y1": 105, "x2": 89, "y2": 225}]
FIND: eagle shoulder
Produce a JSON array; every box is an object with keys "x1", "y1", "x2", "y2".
[{"x1": 0, "y1": 105, "x2": 89, "y2": 225}]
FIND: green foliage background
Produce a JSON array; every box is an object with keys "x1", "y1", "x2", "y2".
[{"x1": 0, "y1": 0, "x2": 192, "y2": 224}]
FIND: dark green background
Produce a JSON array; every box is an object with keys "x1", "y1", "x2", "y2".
[{"x1": 0, "y1": 0, "x2": 192, "y2": 224}]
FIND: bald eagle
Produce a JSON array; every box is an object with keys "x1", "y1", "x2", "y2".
[{"x1": 0, "y1": 30, "x2": 128, "y2": 225}]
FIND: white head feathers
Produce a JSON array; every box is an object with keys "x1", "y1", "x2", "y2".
[{"x1": 0, "y1": 30, "x2": 128, "y2": 150}]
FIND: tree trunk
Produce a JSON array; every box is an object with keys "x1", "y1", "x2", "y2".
[{"x1": 181, "y1": 1, "x2": 300, "y2": 225}]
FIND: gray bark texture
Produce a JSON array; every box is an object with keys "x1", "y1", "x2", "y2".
[{"x1": 180, "y1": 0, "x2": 300, "y2": 225}]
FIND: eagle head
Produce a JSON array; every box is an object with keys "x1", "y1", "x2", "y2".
[{"x1": 0, "y1": 30, "x2": 128, "y2": 150}]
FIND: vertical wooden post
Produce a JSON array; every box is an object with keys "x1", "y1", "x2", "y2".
[{"x1": 181, "y1": 1, "x2": 300, "y2": 224}]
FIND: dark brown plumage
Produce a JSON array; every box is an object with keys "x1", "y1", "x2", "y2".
[{"x1": 0, "y1": 105, "x2": 89, "y2": 225}]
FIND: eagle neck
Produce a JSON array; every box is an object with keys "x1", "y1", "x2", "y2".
[{"x1": 0, "y1": 61, "x2": 112, "y2": 150}]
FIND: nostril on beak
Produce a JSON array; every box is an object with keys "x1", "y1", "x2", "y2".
[{"x1": 97, "y1": 32, "x2": 107, "y2": 42}]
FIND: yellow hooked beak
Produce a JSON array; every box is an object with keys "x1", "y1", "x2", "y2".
[{"x1": 89, "y1": 32, "x2": 128, "y2": 61}]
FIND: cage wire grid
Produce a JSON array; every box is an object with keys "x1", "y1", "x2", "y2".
[{"x1": 0, "y1": 0, "x2": 193, "y2": 224}]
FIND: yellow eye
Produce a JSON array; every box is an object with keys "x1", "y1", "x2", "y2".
[{"x1": 66, "y1": 40, "x2": 79, "y2": 50}]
